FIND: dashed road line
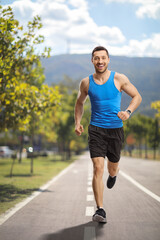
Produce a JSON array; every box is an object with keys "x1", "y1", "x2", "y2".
[
  {"x1": 84, "y1": 161, "x2": 96, "y2": 240},
  {"x1": 86, "y1": 195, "x2": 94, "y2": 201},
  {"x1": 88, "y1": 181, "x2": 92, "y2": 186},
  {"x1": 85, "y1": 206, "x2": 95, "y2": 216},
  {"x1": 88, "y1": 176, "x2": 92, "y2": 181},
  {"x1": 87, "y1": 187, "x2": 93, "y2": 192}
]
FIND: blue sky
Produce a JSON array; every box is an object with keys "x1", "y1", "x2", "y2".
[{"x1": 1, "y1": 0, "x2": 160, "y2": 57}]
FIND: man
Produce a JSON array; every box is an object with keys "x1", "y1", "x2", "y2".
[{"x1": 74, "y1": 46, "x2": 142, "y2": 223}]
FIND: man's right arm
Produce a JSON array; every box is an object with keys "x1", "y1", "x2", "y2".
[{"x1": 74, "y1": 77, "x2": 89, "y2": 136}]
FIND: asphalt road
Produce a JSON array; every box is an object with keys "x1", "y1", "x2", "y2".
[{"x1": 0, "y1": 152, "x2": 160, "y2": 240}]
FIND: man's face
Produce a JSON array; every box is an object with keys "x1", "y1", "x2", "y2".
[{"x1": 92, "y1": 50, "x2": 110, "y2": 74}]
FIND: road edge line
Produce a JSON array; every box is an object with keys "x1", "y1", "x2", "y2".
[{"x1": 119, "y1": 170, "x2": 160, "y2": 203}]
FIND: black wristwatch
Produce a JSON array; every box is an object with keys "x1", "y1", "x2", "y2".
[{"x1": 125, "y1": 109, "x2": 132, "y2": 116}]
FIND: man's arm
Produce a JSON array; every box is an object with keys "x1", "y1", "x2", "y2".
[
  {"x1": 117, "y1": 73, "x2": 142, "y2": 121},
  {"x1": 74, "y1": 78, "x2": 89, "y2": 136}
]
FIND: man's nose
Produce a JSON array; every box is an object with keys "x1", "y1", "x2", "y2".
[{"x1": 98, "y1": 58, "x2": 103, "y2": 63}]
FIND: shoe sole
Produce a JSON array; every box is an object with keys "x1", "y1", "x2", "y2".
[{"x1": 92, "y1": 214, "x2": 107, "y2": 223}]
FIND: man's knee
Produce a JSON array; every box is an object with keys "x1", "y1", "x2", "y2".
[{"x1": 92, "y1": 158, "x2": 104, "y2": 177}]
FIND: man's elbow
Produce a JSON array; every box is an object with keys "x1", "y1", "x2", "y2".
[
  {"x1": 136, "y1": 93, "x2": 142, "y2": 106},
  {"x1": 76, "y1": 98, "x2": 84, "y2": 107}
]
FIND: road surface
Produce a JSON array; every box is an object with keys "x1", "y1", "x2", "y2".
[{"x1": 0, "y1": 152, "x2": 160, "y2": 240}]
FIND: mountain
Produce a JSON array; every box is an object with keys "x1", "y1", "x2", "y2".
[{"x1": 42, "y1": 54, "x2": 160, "y2": 116}]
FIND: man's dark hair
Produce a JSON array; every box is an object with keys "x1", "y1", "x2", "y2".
[{"x1": 92, "y1": 46, "x2": 109, "y2": 58}]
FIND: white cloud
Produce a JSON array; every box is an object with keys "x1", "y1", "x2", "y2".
[
  {"x1": 2, "y1": 0, "x2": 126, "y2": 55},
  {"x1": 103, "y1": 0, "x2": 160, "y2": 19},
  {"x1": 68, "y1": 0, "x2": 88, "y2": 9},
  {"x1": 109, "y1": 33, "x2": 160, "y2": 57},
  {"x1": 136, "y1": 2, "x2": 160, "y2": 19},
  {"x1": 2, "y1": 0, "x2": 160, "y2": 57}
]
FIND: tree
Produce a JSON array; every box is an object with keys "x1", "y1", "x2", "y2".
[
  {"x1": 151, "y1": 101, "x2": 160, "y2": 159},
  {"x1": 123, "y1": 114, "x2": 151, "y2": 158},
  {"x1": 0, "y1": 5, "x2": 51, "y2": 132},
  {"x1": 0, "y1": 5, "x2": 61, "y2": 174},
  {"x1": 51, "y1": 77, "x2": 90, "y2": 160}
]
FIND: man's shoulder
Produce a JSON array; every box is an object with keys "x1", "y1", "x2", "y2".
[
  {"x1": 114, "y1": 72, "x2": 129, "y2": 82},
  {"x1": 80, "y1": 76, "x2": 90, "y2": 91},
  {"x1": 81, "y1": 76, "x2": 89, "y2": 83}
]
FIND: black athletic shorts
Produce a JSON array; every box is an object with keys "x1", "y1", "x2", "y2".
[{"x1": 88, "y1": 124, "x2": 124, "y2": 163}]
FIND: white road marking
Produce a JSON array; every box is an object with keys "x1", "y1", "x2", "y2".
[
  {"x1": 87, "y1": 187, "x2": 93, "y2": 192},
  {"x1": 84, "y1": 227, "x2": 96, "y2": 240},
  {"x1": 0, "y1": 162, "x2": 76, "y2": 225},
  {"x1": 88, "y1": 176, "x2": 92, "y2": 181},
  {"x1": 87, "y1": 195, "x2": 94, "y2": 201},
  {"x1": 85, "y1": 206, "x2": 95, "y2": 216},
  {"x1": 88, "y1": 174, "x2": 93, "y2": 178},
  {"x1": 84, "y1": 162, "x2": 96, "y2": 239},
  {"x1": 119, "y1": 170, "x2": 160, "y2": 203}
]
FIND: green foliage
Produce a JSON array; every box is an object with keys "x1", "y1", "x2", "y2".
[
  {"x1": 50, "y1": 78, "x2": 90, "y2": 156},
  {"x1": 123, "y1": 113, "x2": 160, "y2": 158},
  {"x1": 151, "y1": 100, "x2": 160, "y2": 118},
  {"x1": 0, "y1": 5, "x2": 60, "y2": 133}
]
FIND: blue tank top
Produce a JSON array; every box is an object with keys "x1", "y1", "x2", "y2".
[{"x1": 88, "y1": 71, "x2": 123, "y2": 129}]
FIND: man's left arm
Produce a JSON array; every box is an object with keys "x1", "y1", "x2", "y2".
[{"x1": 117, "y1": 74, "x2": 142, "y2": 121}]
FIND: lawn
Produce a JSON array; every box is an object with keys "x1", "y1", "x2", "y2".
[
  {"x1": 0, "y1": 155, "x2": 74, "y2": 215},
  {"x1": 121, "y1": 149, "x2": 160, "y2": 160}
]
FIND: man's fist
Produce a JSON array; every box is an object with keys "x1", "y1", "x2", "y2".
[
  {"x1": 117, "y1": 111, "x2": 130, "y2": 121},
  {"x1": 75, "y1": 124, "x2": 84, "y2": 136}
]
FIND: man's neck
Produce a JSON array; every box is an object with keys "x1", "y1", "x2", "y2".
[{"x1": 94, "y1": 69, "x2": 110, "y2": 82}]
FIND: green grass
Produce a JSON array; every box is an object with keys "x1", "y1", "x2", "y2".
[
  {"x1": 0, "y1": 155, "x2": 74, "y2": 215},
  {"x1": 122, "y1": 149, "x2": 160, "y2": 160}
]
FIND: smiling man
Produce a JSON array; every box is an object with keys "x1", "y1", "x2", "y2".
[{"x1": 74, "y1": 46, "x2": 142, "y2": 223}]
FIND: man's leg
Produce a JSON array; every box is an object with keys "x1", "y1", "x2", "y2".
[
  {"x1": 92, "y1": 157, "x2": 106, "y2": 223},
  {"x1": 92, "y1": 157, "x2": 105, "y2": 208},
  {"x1": 107, "y1": 160, "x2": 119, "y2": 177},
  {"x1": 107, "y1": 160, "x2": 119, "y2": 189}
]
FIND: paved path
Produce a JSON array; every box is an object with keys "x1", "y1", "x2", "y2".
[{"x1": 0, "y1": 152, "x2": 160, "y2": 240}]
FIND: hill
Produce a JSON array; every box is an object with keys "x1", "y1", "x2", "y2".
[{"x1": 42, "y1": 54, "x2": 160, "y2": 116}]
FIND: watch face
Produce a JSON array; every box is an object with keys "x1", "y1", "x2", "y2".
[{"x1": 126, "y1": 110, "x2": 131, "y2": 115}]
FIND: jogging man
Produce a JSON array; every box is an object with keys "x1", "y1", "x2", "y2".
[{"x1": 74, "y1": 46, "x2": 142, "y2": 223}]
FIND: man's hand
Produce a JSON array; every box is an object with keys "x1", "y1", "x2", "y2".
[
  {"x1": 117, "y1": 111, "x2": 130, "y2": 121},
  {"x1": 75, "y1": 124, "x2": 84, "y2": 136}
]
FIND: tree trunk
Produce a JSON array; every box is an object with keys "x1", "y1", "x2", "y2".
[
  {"x1": 19, "y1": 132, "x2": 24, "y2": 163},
  {"x1": 30, "y1": 117, "x2": 35, "y2": 174},
  {"x1": 145, "y1": 137, "x2": 148, "y2": 159},
  {"x1": 139, "y1": 140, "x2": 142, "y2": 158},
  {"x1": 31, "y1": 158, "x2": 33, "y2": 174},
  {"x1": 153, "y1": 146, "x2": 156, "y2": 160},
  {"x1": 10, "y1": 157, "x2": 16, "y2": 178}
]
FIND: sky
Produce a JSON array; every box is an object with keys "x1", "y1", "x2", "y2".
[{"x1": 1, "y1": 0, "x2": 160, "y2": 57}]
